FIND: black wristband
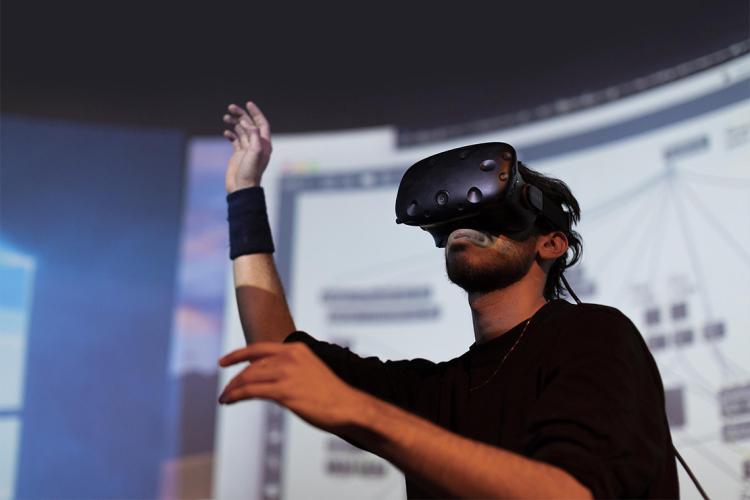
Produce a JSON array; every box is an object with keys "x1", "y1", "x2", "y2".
[{"x1": 227, "y1": 187, "x2": 275, "y2": 259}]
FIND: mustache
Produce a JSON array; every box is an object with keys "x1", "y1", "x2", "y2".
[{"x1": 446, "y1": 229, "x2": 496, "y2": 248}]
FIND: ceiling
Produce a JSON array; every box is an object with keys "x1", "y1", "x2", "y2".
[{"x1": 2, "y1": 1, "x2": 748, "y2": 135}]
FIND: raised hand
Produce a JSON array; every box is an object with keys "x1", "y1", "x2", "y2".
[{"x1": 223, "y1": 101, "x2": 273, "y2": 193}]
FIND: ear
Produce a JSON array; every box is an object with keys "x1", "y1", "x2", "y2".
[{"x1": 536, "y1": 231, "x2": 568, "y2": 261}]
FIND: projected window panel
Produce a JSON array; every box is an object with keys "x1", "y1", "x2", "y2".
[{"x1": 0, "y1": 248, "x2": 35, "y2": 499}]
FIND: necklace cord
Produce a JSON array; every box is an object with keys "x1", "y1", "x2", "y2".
[{"x1": 469, "y1": 317, "x2": 533, "y2": 392}]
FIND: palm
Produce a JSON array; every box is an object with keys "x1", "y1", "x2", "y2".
[
  {"x1": 225, "y1": 145, "x2": 269, "y2": 192},
  {"x1": 222, "y1": 101, "x2": 273, "y2": 193}
]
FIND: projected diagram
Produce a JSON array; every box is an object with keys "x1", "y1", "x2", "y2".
[
  {"x1": 264, "y1": 127, "x2": 749, "y2": 499},
  {"x1": 250, "y1": 119, "x2": 750, "y2": 498},
  {"x1": 570, "y1": 130, "x2": 750, "y2": 496},
  {"x1": 207, "y1": 57, "x2": 750, "y2": 499}
]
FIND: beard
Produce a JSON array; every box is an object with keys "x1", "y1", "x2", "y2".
[{"x1": 445, "y1": 233, "x2": 537, "y2": 294}]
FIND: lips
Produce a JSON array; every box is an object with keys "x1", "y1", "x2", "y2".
[
  {"x1": 450, "y1": 229, "x2": 476, "y2": 241},
  {"x1": 447, "y1": 229, "x2": 493, "y2": 248}
]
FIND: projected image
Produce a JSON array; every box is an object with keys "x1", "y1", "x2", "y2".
[{"x1": 207, "y1": 53, "x2": 750, "y2": 499}]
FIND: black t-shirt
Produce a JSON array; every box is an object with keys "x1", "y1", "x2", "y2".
[{"x1": 284, "y1": 299, "x2": 679, "y2": 499}]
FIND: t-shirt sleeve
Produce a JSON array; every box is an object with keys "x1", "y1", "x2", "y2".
[
  {"x1": 523, "y1": 308, "x2": 670, "y2": 499},
  {"x1": 283, "y1": 330, "x2": 439, "y2": 414}
]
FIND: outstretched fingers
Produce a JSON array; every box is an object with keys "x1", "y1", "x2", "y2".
[
  {"x1": 226, "y1": 103, "x2": 249, "y2": 122},
  {"x1": 219, "y1": 382, "x2": 280, "y2": 404},
  {"x1": 238, "y1": 119, "x2": 263, "y2": 152},
  {"x1": 247, "y1": 122, "x2": 262, "y2": 152},
  {"x1": 219, "y1": 346, "x2": 289, "y2": 404},
  {"x1": 223, "y1": 129, "x2": 240, "y2": 151},
  {"x1": 245, "y1": 101, "x2": 271, "y2": 140},
  {"x1": 220, "y1": 362, "x2": 282, "y2": 399},
  {"x1": 223, "y1": 101, "x2": 270, "y2": 151},
  {"x1": 219, "y1": 341, "x2": 287, "y2": 366},
  {"x1": 232, "y1": 123, "x2": 246, "y2": 149}
]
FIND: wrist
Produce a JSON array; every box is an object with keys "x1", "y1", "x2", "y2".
[
  {"x1": 226, "y1": 187, "x2": 275, "y2": 258},
  {"x1": 343, "y1": 388, "x2": 378, "y2": 429},
  {"x1": 228, "y1": 184, "x2": 259, "y2": 194},
  {"x1": 234, "y1": 177, "x2": 262, "y2": 191},
  {"x1": 342, "y1": 389, "x2": 390, "y2": 447}
]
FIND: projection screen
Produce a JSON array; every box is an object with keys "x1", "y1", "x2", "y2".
[{"x1": 207, "y1": 52, "x2": 750, "y2": 500}]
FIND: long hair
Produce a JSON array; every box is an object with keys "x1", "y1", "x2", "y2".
[{"x1": 518, "y1": 162, "x2": 583, "y2": 300}]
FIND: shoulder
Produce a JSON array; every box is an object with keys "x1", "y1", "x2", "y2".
[
  {"x1": 551, "y1": 299, "x2": 631, "y2": 322},
  {"x1": 546, "y1": 300, "x2": 646, "y2": 355},
  {"x1": 536, "y1": 302, "x2": 664, "y2": 400},
  {"x1": 552, "y1": 300, "x2": 638, "y2": 331},
  {"x1": 573, "y1": 302, "x2": 637, "y2": 328}
]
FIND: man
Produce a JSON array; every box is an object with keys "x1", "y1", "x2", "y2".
[{"x1": 217, "y1": 101, "x2": 679, "y2": 498}]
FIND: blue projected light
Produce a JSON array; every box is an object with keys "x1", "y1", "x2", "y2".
[{"x1": 0, "y1": 245, "x2": 35, "y2": 500}]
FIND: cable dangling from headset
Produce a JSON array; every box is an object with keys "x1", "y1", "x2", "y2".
[
  {"x1": 561, "y1": 273, "x2": 581, "y2": 304},
  {"x1": 674, "y1": 445, "x2": 710, "y2": 499}
]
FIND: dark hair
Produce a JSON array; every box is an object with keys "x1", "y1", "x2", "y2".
[{"x1": 518, "y1": 161, "x2": 583, "y2": 300}]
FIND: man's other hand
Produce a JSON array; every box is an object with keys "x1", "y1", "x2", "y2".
[{"x1": 218, "y1": 342, "x2": 364, "y2": 434}]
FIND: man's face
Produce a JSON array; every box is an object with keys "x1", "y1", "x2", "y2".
[{"x1": 444, "y1": 228, "x2": 538, "y2": 294}]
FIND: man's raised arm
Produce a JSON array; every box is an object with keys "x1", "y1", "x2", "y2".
[{"x1": 223, "y1": 101, "x2": 295, "y2": 344}]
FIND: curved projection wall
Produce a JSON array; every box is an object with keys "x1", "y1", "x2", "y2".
[{"x1": 177, "y1": 53, "x2": 750, "y2": 500}]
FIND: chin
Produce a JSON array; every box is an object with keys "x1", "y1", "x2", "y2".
[{"x1": 444, "y1": 244, "x2": 535, "y2": 294}]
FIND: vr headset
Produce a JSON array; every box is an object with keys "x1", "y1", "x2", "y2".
[{"x1": 395, "y1": 142, "x2": 570, "y2": 247}]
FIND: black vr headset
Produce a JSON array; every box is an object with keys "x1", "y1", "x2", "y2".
[
  {"x1": 395, "y1": 141, "x2": 581, "y2": 304},
  {"x1": 395, "y1": 142, "x2": 570, "y2": 248}
]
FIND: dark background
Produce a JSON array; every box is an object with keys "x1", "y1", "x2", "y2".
[{"x1": 3, "y1": 1, "x2": 749, "y2": 135}]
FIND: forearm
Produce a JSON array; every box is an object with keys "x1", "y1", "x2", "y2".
[
  {"x1": 233, "y1": 254, "x2": 295, "y2": 344},
  {"x1": 345, "y1": 391, "x2": 592, "y2": 499},
  {"x1": 222, "y1": 102, "x2": 293, "y2": 344}
]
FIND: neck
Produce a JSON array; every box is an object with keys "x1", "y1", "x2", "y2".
[{"x1": 469, "y1": 272, "x2": 549, "y2": 345}]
